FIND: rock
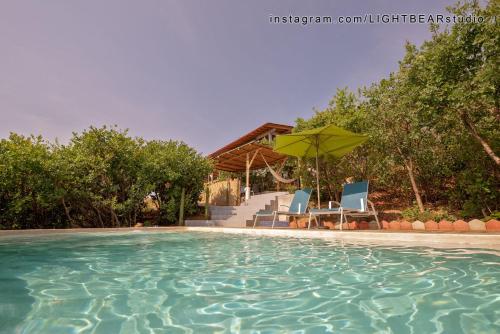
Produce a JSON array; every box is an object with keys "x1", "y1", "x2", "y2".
[
  {"x1": 412, "y1": 220, "x2": 425, "y2": 230},
  {"x1": 348, "y1": 221, "x2": 359, "y2": 230},
  {"x1": 323, "y1": 221, "x2": 335, "y2": 229},
  {"x1": 335, "y1": 223, "x2": 349, "y2": 230},
  {"x1": 424, "y1": 220, "x2": 438, "y2": 231},
  {"x1": 358, "y1": 220, "x2": 369, "y2": 230},
  {"x1": 486, "y1": 219, "x2": 500, "y2": 231},
  {"x1": 438, "y1": 220, "x2": 453, "y2": 231},
  {"x1": 297, "y1": 221, "x2": 308, "y2": 229},
  {"x1": 468, "y1": 219, "x2": 486, "y2": 231},
  {"x1": 134, "y1": 223, "x2": 144, "y2": 228},
  {"x1": 400, "y1": 220, "x2": 412, "y2": 230},
  {"x1": 368, "y1": 221, "x2": 380, "y2": 230},
  {"x1": 381, "y1": 220, "x2": 390, "y2": 229},
  {"x1": 453, "y1": 220, "x2": 469, "y2": 232},
  {"x1": 389, "y1": 220, "x2": 401, "y2": 230}
]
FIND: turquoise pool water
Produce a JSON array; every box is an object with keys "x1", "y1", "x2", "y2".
[{"x1": 0, "y1": 231, "x2": 499, "y2": 333}]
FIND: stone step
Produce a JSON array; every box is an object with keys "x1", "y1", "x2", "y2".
[
  {"x1": 210, "y1": 215, "x2": 235, "y2": 220},
  {"x1": 209, "y1": 207, "x2": 237, "y2": 213},
  {"x1": 203, "y1": 192, "x2": 288, "y2": 227},
  {"x1": 245, "y1": 219, "x2": 289, "y2": 228}
]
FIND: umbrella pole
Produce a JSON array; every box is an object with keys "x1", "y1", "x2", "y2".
[{"x1": 316, "y1": 142, "x2": 320, "y2": 208}]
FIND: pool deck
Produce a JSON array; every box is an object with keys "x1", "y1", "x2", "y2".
[{"x1": 1, "y1": 226, "x2": 499, "y2": 250}]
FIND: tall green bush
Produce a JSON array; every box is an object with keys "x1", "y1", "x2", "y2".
[{"x1": 0, "y1": 126, "x2": 212, "y2": 229}]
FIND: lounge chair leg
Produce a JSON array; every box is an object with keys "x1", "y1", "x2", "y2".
[
  {"x1": 340, "y1": 210, "x2": 343, "y2": 231},
  {"x1": 374, "y1": 213, "x2": 381, "y2": 230},
  {"x1": 368, "y1": 200, "x2": 381, "y2": 229},
  {"x1": 272, "y1": 212, "x2": 276, "y2": 229},
  {"x1": 253, "y1": 215, "x2": 258, "y2": 228},
  {"x1": 314, "y1": 215, "x2": 319, "y2": 229}
]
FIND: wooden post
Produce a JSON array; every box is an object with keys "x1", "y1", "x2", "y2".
[
  {"x1": 178, "y1": 187, "x2": 185, "y2": 226},
  {"x1": 226, "y1": 178, "x2": 230, "y2": 205},
  {"x1": 297, "y1": 158, "x2": 302, "y2": 189},
  {"x1": 276, "y1": 159, "x2": 287, "y2": 192},
  {"x1": 315, "y1": 138, "x2": 321, "y2": 208},
  {"x1": 245, "y1": 153, "x2": 250, "y2": 201},
  {"x1": 237, "y1": 177, "x2": 241, "y2": 206},
  {"x1": 245, "y1": 149, "x2": 260, "y2": 202}
]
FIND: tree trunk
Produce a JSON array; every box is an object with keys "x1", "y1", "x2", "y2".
[
  {"x1": 110, "y1": 207, "x2": 120, "y2": 227},
  {"x1": 178, "y1": 188, "x2": 185, "y2": 226},
  {"x1": 204, "y1": 186, "x2": 210, "y2": 219},
  {"x1": 461, "y1": 111, "x2": 500, "y2": 166},
  {"x1": 403, "y1": 157, "x2": 425, "y2": 213},
  {"x1": 93, "y1": 206, "x2": 105, "y2": 228},
  {"x1": 61, "y1": 197, "x2": 74, "y2": 227},
  {"x1": 322, "y1": 163, "x2": 335, "y2": 201},
  {"x1": 153, "y1": 193, "x2": 162, "y2": 225}
]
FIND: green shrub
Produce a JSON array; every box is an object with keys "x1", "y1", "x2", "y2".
[
  {"x1": 402, "y1": 205, "x2": 456, "y2": 222},
  {"x1": 0, "y1": 126, "x2": 212, "y2": 229}
]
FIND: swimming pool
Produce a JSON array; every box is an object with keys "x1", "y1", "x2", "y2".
[{"x1": 1, "y1": 231, "x2": 499, "y2": 333}]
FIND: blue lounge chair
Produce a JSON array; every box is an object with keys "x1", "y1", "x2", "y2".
[
  {"x1": 308, "y1": 181, "x2": 380, "y2": 230},
  {"x1": 253, "y1": 189, "x2": 312, "y2": 228}
]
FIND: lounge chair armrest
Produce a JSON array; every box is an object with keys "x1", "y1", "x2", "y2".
[
  {"x1": 328, "y1": 201, "x2": 341, "y2": 209},
  {"x1": 279, "y1": 205, "x2": 290, "y2": 209}
]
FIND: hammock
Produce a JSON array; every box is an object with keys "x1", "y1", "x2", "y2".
[{"x1": 260, "y1": 153, "x2": 296, "y2": 184}]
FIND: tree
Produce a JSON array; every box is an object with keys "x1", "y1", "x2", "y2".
[
  {"x1": 409, "y1": 1, "x2": 499, "y2": 165},
  {"x1": 0, "y1": 126, "x2": 212, "y2": 229},
  {"x1": 0, "y1": 134, "x2": 57, "y2": 229}
]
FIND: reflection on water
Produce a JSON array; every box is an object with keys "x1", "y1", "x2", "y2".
[{"x1": 0, "y1": 232, "x2": 499, "y2": 333}]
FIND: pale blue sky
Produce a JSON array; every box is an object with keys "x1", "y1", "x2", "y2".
[{"x1": 0, "y1": 0, "x2": 455, "y2": 154}]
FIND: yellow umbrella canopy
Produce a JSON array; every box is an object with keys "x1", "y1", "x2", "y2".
[{"x1": 274, "y1": 124, "x2": 368, "y2": 207}]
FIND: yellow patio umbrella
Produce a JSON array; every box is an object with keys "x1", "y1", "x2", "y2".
[{"x1": 274, "y1": 124, "x2": 368, "y2": 208}]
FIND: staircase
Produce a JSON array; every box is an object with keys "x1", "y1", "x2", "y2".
[{"x1": 186, "y1": 192, "x2": 288, "y2": 227}]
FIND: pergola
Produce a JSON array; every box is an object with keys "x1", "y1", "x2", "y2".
[{"x1": 208, "y1": 123, "x2": 293, "y2": 201}]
